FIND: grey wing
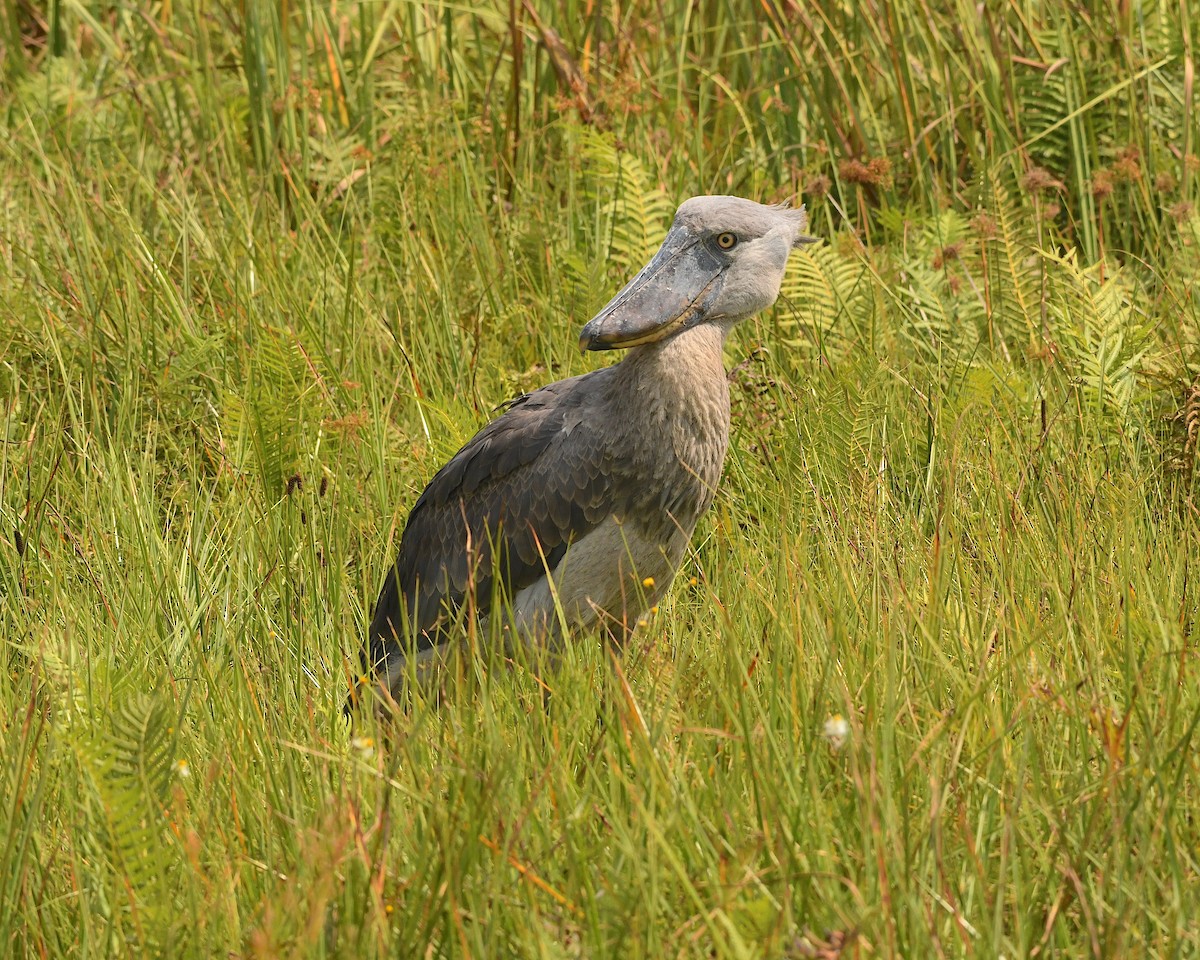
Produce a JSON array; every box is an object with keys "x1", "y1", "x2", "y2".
[{"x1": 367, "y1": 369, "x2": 618, "y2": 673}]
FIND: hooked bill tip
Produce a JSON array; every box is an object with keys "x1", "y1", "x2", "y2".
[{"x1": 579, "y1": 327, "x2": 608, "y2": 352}]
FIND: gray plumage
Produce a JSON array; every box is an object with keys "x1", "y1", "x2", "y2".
[{"x1": 365, "y1": 196, "x2": 814, "y2": 700}]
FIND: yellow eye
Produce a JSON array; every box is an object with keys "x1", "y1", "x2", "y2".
[{"x1": 716, "y1": 232, "x2": 737, "y2": 250}]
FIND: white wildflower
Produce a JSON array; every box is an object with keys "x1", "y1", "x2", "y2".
[
  {"x1": 352, "y1": 736, "x2": 376, "y2": 759},
  {"x1": 821, "y1": 714, "x2": 850, "y2": 751}
]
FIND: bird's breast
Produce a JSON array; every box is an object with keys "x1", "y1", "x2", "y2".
[{"x1": 617, "y1": 385, "x2": 730, "y2": 541}]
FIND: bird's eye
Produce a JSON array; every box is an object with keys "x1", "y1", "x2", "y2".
[{"x1": 716, "y1": 232, "x2": 738, "y2": 250}]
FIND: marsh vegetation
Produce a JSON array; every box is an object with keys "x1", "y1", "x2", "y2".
[{"x1": 2, "y1": 1, "x2": 1199, "y2": 956}]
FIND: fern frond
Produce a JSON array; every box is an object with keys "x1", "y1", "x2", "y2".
[
  {"x1": 1043, "y1": 250, "x2": 1152, "y2": 426},
  {"x1": 777, "y1": 240, "x2": 872, "y2": 353},
  {"x1": 576, "y1": 130, "x2": 673, "y2": 270},
  {"x1": 74, "y1": 692, "x2": 180, "y2": 942},
  {"x1": 977, "y1": 172, "x2": 1042, "y2": 349},
  {"x1": 218, "y1": 326, "x2": 312, "y2": 501}
]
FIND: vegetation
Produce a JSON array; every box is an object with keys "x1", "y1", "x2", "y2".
[{"x1": 2, "y1": 1, "x2": 1199, "y2": 956}]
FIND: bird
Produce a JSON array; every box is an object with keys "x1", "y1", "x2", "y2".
[{"x1": 360, "y1": 195, "x2": 815, "y2": 704}]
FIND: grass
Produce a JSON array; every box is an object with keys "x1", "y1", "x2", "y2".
[{"x1": 2, "y1": 0, "x2": 1200, "y2": 956}]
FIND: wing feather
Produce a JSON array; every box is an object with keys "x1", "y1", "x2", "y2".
[{"x1": 368, "y1": 368, "x2": 622, "y2": 670}]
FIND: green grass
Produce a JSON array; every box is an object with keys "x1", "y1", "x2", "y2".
[{"x1": 2, "y1": 1, "x2": 1200, "y2": 956}]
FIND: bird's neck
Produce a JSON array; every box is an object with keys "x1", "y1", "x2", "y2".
[
  {"x1": 614, "y1": 323, "x2": 733, "y2": 487},
  {"x1": 619, "y1": 322, "x2": 732, "y2": 403}
]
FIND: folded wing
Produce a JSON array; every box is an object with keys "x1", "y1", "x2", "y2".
[{"x1": 367, "y1": 369, "x2": 622, "y2": 672}]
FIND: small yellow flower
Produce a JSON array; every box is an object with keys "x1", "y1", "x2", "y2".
[
  {"x1": 650, "y1": 605, "x2": 659, "y2": 615},
  {"x1": 821, "y1": 714, "x2": 850, "y2": 751},
  {"x1": 352, "y1": 736, "x2": 376, "y2": 759},
  {"x1": 642, "y1": 576, "x2": 655, "y2": 589},
  {"x1": 688, "y1": 577, "x2": 699, "y2": 587},
  {"x1": 385, "y1": 904, "x2": 394, "y2": 915},
  {"x1": 173, "y1": 759, "x2": 191, "y2": 778},
  {"x1": 637, "y1": 618, "x2": 648, "y2": 628}
]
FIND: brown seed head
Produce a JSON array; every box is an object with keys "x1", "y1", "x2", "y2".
[
  {"x1": 804, "y1": 173, "x2": 832, "y2": 198},
  {"x1": 932, "y1": 242, "x2": 964, "y2": 270},
  {"x1": 970, "y1": 211, "x2": 998, "y2": 239},
  {"x1": 1169, "y1": 200, "x2": 1194, "y2": 223},
  {"x1": 1155, "y1": 171, "x2": 1178, "y2": 192},
  {"x1": 1021, "y1": 166, "x2": 1065, "y2": 194},
  {"x1": 838, "y1": 156, "x2": 893, "y2": 189},
  {"x1": 1112, "y1": 147, "x2": 1142, "y2": 182}
]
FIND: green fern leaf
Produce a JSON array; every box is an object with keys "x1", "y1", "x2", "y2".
[
  {"x1": 778, "y1": 240, "x2": 872, "y2": 354},
  {"x1": 74, "y1": 691, "x2": 180, "y2": 941},
  {"x1": 576, "y1": 130, "x2": 673, "y2": 270},
  {"x1": 1043, "y1": 250, "x2": 1152, "y2": 428}
]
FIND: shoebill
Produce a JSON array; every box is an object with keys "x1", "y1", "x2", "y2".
[{"x1": 362, "y1": 196, "x2": 815, "y2": 702}]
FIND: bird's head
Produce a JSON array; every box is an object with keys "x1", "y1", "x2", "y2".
[{"x1": 579, "y1": 195, "x2": 816, "y2": 352}]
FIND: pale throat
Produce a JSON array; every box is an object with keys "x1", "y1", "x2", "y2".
[
  {"x1": 618, "y1": 321, "x2": 734, "y2": 477},
  {"x1": 622, "y1": 321, "x2": 732, "y2": 404}
]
